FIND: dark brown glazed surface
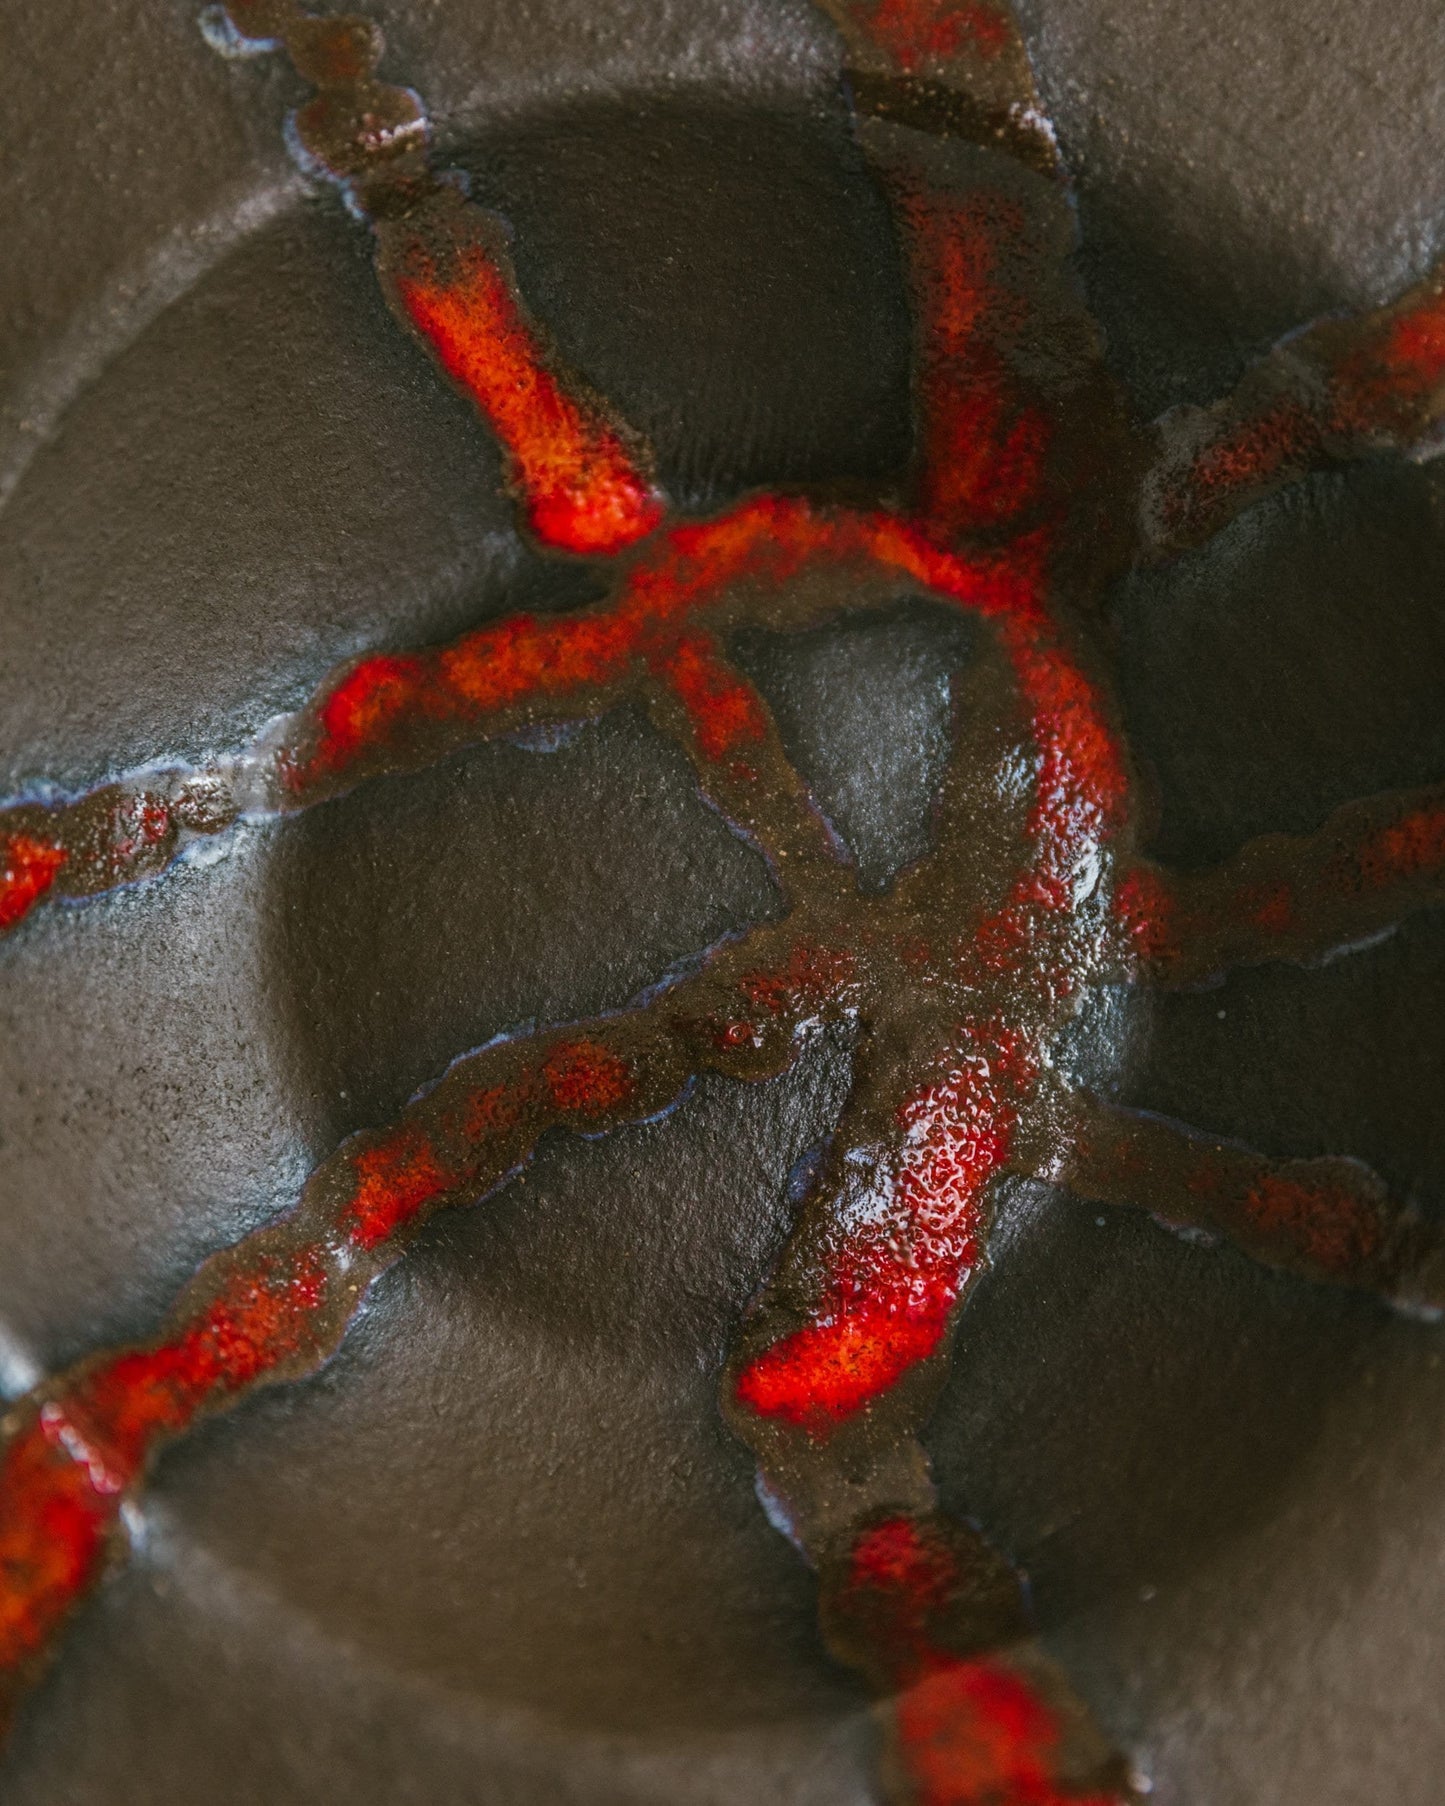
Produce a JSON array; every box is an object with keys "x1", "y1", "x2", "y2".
[{"x1": 1, "y1": 1, "x2": 1444, "y2": 1800}]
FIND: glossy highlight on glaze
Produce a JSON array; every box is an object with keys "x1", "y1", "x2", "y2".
[
  {"x1": 0, "y1": 837, "x2": 66, "y2": 932},
  {"x1": 2, "y1": 1, "x2": 1445, "y2": 1800}
]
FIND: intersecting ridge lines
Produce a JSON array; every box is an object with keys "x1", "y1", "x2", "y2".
[
  {"x1": 2, "y1": 1, "x2": 1445, "y2": 1802},
  {"x1": 0, "y1": 499, "x2": 1028, "y2": 937}
]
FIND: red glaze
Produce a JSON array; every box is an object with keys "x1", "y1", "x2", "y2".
[
  {"x1": 1241, "y1": 1172, "x2": 1383, "y2": 1276},
  {"x1": 649, "y1": 633, "x2": 770, "y2": 761},
  {"x1": 343, "y1": 1129, "x2": 454, "y2": 1251},
  {"x1": 315, "y1": 654, "x2": 433, "y2": 770},
  {"x1": 337, "y1": 1041, "x2": 637, "y2": 1258},
  {"x1": 294, "y1": 498, "x2": 1033, "y2": 789},
  {"x1": 1115, "y1": 789, "x2": 1445, "y2": 988},
  {"x1": 1380, "y1": 294, "x2": 1445, "y2": 394},
  {"x1": 0, "y1": 1244, "x2": 328, "y2": 1694},
  {"x1": 1338, "y1": 285, "x2": 1445, "y2": 431},
  {"x1": 0, "y1": 505, "x2": 1039, "y2": 899},
  {"x1": 895, "y1": 1662, "x2": 1126, "y2": 1806},
  {"x1": 0, "y1": 1421, "x2": 115, "y2": 1690},
  {"x1": 864, "y1": 0, "x2": 1014, "y2": 69},
  {"x1": 0, "y1": 494, "x2": 1100, "y2": 1725},
  {"x1": 894, "y1": 191, "x2": 1053, "y2": 539},
  {"x1": 1242, "y1": 880, "x2": 1295, "y2": 937},
  {"x1": 738, "y1": 941, "x2": 859, "y2": 1015},
  {"x1": 1158, "y1": 279, "x2": 1445, "y2": 548},
  {"x1": 66, "y1": 1249, "x2": 331, "y2": 1476},
  {"x1": 1109, "y1": 865, "x2": 1173, "y2": 965},
  {"x1": 735, "y1": 585, "x2": 1128, "y2": 1429},
  {"x1": 0, "y1": 836, "x2": 67, "y2": 932},
  {"x1": 1167, "y1": 396, "x2": 1317, "y2": 535},
  {"x1": 392, "y1": 241, "x2": 664, "y2": 556},
  {"x1": 735, "y1": 1024, "x2": 1028, "y2": 1425},
  {"x1": 838, "y1": 1518, "x2": 1129, "y2": 1805},
  {"x1": 0, "y1": 919, "x2": 822, "y2": 1726},
  {"x1": 541, "y1": 1038, "x2": 636, "y2": 1114},
  {"x1": 1355, "y1": 802, "x2": 1445, "y2": 890},
  {"x1": 6, "y1": 3, "x2": 1445, "y2": 1795}
]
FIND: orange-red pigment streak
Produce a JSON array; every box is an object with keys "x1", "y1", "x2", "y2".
[
  {"x1": 0, "y1": 1010, "x2": 669, "y2": 1706},
  {"x1": 0, "y1": 1244, "x2": 328, "y2": 1688},
  {"x1": 1110, "y1": 789, "x2": 1445, "y2": 986},
  {"x1": 392, "y1": 242, "x2": 664, "y2": 556},
  {"x1": 0, "y1": 837, "x2": 66, "y2": 933},
  {"x1": 1355, "y1": 803, "x2": 1445, "y2": 890},
  {"x1": 1161, "y1": 282, "x2": 1445, "y2": 545},
  {"x1": 0, "y1": 504, "x2": 1039, "y2": 925},
  {"x1": 649, "y1": 633, "x2": 771, "y2": 761},
  {"x1": 290, "y1": 497, "x2": 1034, "y2": 789},
  {"x1": 897, "y1": 191, "x2": 1053, "y2": 539}
]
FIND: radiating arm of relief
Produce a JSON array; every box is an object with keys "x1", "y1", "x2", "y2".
[
  {"x1": 1113, "y1": 779, "x2": 1445, "y2": 987},
  {"x1": 816, "y1": 1509, "x2": 1141, "y2": 1806},
  {"x1": 818, "y1": 8, "x2": 1142, "y2": 564},
  {"x1": 1044, "y1": 1094, "x2": 1445, "y2": 1312},
  {"x1": 208, "y1": 1, "x2": 664, "y2": 555},
  {"x1": 819, "y1": 0, "x2": 1060, "y2": 176},
  {"x1": 0, "y1": 910, "x2": 852, "y2": 1733},
  {"x1": 1140, "y1": 265, "x2": 1445, "y2": 557},
  {"x1": 721, "y1": 1019, "x2": 1141, "y2": 1806}
]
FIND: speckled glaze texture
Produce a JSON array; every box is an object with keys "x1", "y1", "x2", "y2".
[{"x1": 1, "y1": 2, "x2": 1444, "y2": 1802}]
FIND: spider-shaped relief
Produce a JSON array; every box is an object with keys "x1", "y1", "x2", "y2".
[{"x1": 2, "y1": 2, "x2": 1444, "y2": 1800}]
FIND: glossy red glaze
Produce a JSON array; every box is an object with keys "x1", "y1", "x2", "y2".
[
  {"x1": 738, "y1": 942, "x2": 859, "y2": 1015},
  {"x1": 6, "y1": 3, "x2": 1445, "y2": 1792},
  {"x1": 1241, "y1": 1172, "x2": 1384, "y2": 1276},
  {"x1": 736, "y1": 1030, "x2": 1025, "y2": 1425},
  {"x1": 0, "y1": 836, "x2": 67, "y2": 932},
  {"x1": 393, "y1": 242, "x2": 664, "y2": 556},
  {"x1": 297, "y1": 498, "x2": 1033, "y2": 787},
  {"x1": 649, "y1": 633, "x2": 770, "y2": 761},
  {"x1": 64, "y1": 1248, "x2": 331, "y2": 1482},
  {"x1": 1177, "y1": 396, "x2": 1317, "y2": 525},
  {"x1": 542, "y1": 1039, "x2": 636, "y2": 1114},
  {"x1": 896, "y1": 1661, "x2": 1125, "y2": 1806},
  {"x1": 1108, "y1": 865, "x2": 1172, "y2": 962},
  {"x1": 897, "y1": 192, "x2": 1053, "y2": 537},
  {"x1": 0, "y1": 1245, "x2": 329, "y2": 1702},
  {"x1": 314, "y1": 654, "x2": 433, "y2": 771},
  {"x1": 0, "y1": 1420, "x2": 114, "y2": 1686},
  {"x1": 1356, "y1": 804, "x2": 1445, "y2": 889},
  {"x1": 1382, "y1": 295, "x2": 1445, "y2": 394}
]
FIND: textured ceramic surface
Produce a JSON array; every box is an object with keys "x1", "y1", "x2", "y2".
[{"x1": 2, "y1": 2, "x2": 1444, "y2": 1799}]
